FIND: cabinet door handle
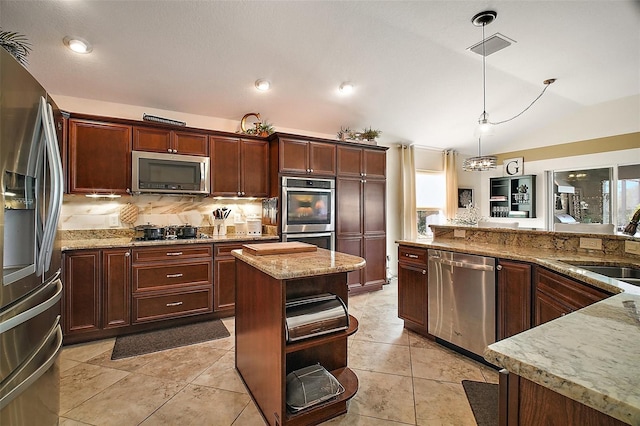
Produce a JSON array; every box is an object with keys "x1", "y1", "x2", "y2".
[
  {"x1": 173, "y1": 149, "x2": 178, "y2": 153},
  {"x1": 166, "y1": 252, "x2": 183, "y2": 256},
  {"x1": 406, "y1": 254, "x2": 419, "y2": 259},
  {"x1": 496, "y1": 265, "x2": 503, "y2": 271},
  {"x1": 166, "y1": 301, "x2": 183, "y2": 307},
  {"x1": 124, "y1": 252, "x2": 130, "y2": 257},
  {"x1": 167, "y1": 148, "x2": 172, "y2": 153},
  {"x1": 422, "y1": 270, "x2": 426, "y2": 275},
  {"x1": 166, "y1": 273, "x2": 183, "y2": 278},
  {"x1": 309, "y1": 169, "x2": 313, "y2": 173}
]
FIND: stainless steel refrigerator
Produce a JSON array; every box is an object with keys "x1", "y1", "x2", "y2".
[{"x1": 1, "y1": 48, "x2": 64, "y2": 424}]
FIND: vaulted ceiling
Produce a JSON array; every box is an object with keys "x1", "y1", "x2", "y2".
[{"x1": 2, "y1": 1, "x2": 639, "y2": 155}]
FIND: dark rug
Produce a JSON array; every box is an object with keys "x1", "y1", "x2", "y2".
[
  {"x1": 462, "y1": 380, "x2": 499, "y2": 426},
  {"x1": 111, "y1": 319, "x2": 230, "y2": 360}
]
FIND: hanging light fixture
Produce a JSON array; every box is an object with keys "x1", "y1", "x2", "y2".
[
  {"x1": 463, "y1": 137, "x2": 497, "y2": 171},
  {"x1": 471, "y1": 11, "x2": 556, "y2": 136}
]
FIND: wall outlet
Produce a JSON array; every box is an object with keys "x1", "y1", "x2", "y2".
[
  {"x1": 107, "y1": 215, "x2": 119, "y2": 227},
  {"x1": 625, "y1": 240, "x2": 640, "y2": 255},
  {"x1": 579, "y1": 237, "x2": 602, "y2": 250},
  {"x1": 454, "y1": 229, "x2": 466, "y2": 238}
]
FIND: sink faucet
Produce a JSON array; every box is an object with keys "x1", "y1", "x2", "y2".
[{"x1": 623, "y1": 207, "x2": 640, "y2": 236}]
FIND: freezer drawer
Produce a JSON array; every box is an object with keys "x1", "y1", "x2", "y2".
[
  {"x1": 0, "y1": 277, "x2": 62, "y2": 383},
  {"x1": 0, "y1": 319, "x2": 62, "y2": 425}
]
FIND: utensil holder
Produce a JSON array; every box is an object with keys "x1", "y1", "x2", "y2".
[{"x1": 213, "y1": 219, "x2": 227, "y2": 236}]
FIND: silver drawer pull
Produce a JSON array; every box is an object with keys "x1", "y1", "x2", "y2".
[
  {"x1": 166, "y1": 301, "x2": 183, "y2": 307},
  {"x1": 406, "y1": 254, "x2": 419, "y2": 259},
  {"x1": 166, "y1": 273, "x2": 183, "y2": 278},
  {"x1": 167, "y1": 252, "x2": 183, "y2": 256}
]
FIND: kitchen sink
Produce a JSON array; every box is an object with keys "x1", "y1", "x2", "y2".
[{"x1": 573, "y1": 265, "x2": 640, "y2": 286}]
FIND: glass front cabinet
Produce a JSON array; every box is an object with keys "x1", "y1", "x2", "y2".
[{"x1": 490, "y1": 175, "x2": 536, "y2": 218}]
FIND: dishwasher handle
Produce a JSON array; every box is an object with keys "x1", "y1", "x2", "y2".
[{"x1": 429, "y1": 256, "x2": 495, "y2": 272}]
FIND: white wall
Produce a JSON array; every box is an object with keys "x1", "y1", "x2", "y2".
[{"x1": 475, "y1": 148, "x2": 640, "y2": 230}]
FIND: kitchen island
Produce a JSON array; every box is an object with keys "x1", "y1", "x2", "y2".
[
  {"x1": 397, "y1": 224, "x2": 640, "y2": 425},
  {"x1": 232, "y1": 245, "x2": 365, "y2": 426}
]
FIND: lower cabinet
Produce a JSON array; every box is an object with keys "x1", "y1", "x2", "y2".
[
  {"x1": 533, "y1": 266, "x2": 611, "y2": 326},
  {"x1": 131, "y1": 244, "x2": 213, "y2": 323},
  {"x1": 500, "y1": 370, "x2": 626, "y2": 425},
  {"x1": 397, "y1": 245, "x2": 428, "y2": 332},
  {"x1": 63, "y1": 248, "x2": 131, "y2": 338},
  {"x1": 213, "y1": 242, "x2": 244, "y2": 313},
  {"x1": 497, "y1": 259, "x2": 532, "y2": 340}
]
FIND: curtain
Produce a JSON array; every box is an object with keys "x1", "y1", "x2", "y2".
[
  {"x1": 400, "y1": 145, "x2": 417, "y2": 239},
  {"x1": 443, "y1": 150, "x2": 458, "y2": 220}
]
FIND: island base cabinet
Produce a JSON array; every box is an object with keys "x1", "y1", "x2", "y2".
[
  {"x1": 235, "y1": 260, "x2": 358, "y2": 426},
  {"x1": 500, "y1": 370, "x2": 626, "y2": 426}
]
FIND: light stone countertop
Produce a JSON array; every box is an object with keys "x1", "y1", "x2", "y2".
[
  {"x1": 397, "y1": 239, "x2": 640, "y2": 295},
  {"x1": 484, "y1": 293, "x2": 640, "y2": 425},
  {"x1": 231, "y1": 246, "x2": 365, "y2": 280}
]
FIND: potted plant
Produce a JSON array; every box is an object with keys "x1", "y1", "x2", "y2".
[
  {"x1": 0, "y1": 27, "x2": 31, "y2": 66},
  {"x1": 336, "y1": 126, "x2": 351, "y2": 141},
  {"x1": 245, "y1": 121, "x2": 274, "y2": 137},
  {"x1": 360, "y1": 127, "x2": 381, "y2": 141}
]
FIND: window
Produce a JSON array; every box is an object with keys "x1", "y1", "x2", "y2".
[
  {"x1": 416, "y1": 171, "x2": 445, "y2": 237},
  {"x1": 617, "y1": 164, "x2": 640, "y2": 232}
]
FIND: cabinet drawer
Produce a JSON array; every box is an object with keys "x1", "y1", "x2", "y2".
[
  {"x1": 132, "y1": 244, "x2": 213, "y2": 263},
  {"x1": 214, "y1": 242, "x2": 245, "y2": 257},
  {"x1": 534, "y1": 267, "x2": 610, "y2": 311},
  {"x1": 398, "y1": 246, "x2": 428, "y2": 266},
  {"x1": 132, "y1": 287, "x2": 212, "y2": 323},
  {"x1": 133, "y1": 261, "x2": 212, "y2": 292}
]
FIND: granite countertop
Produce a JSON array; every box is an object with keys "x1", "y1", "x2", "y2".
[
  {"x1": 231, "y1": 246, "x2": 365, "y2": 280},
  {"x1": 61, "y1": 234, "x2": 279, "y2": 251},
  {"x1": 484, "y1": 293, "x2": 640, "y2": 425},
  {"x1": 397, "y1": 239, "x2": 640, "y2": 295}
]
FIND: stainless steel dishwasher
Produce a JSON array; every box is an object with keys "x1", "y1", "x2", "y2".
[{"x1": 427, "y1": 249, "x2": 496, "y2": 357}]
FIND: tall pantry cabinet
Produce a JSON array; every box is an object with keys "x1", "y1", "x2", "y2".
[{"x1": 336, "y1": 145, "x2": 387, "y2": 293}]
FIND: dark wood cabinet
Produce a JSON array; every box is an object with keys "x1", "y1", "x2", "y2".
[
  {"x1": 131, "y1": 244, "x2": 213, "y2": 324},
  {"x1": 279, "y1": 137, "x2": 336, "y2": 176},
  {"x1": 336, "y1": 148, "x2": 386, "y2": 293},
  {"x1": 500, "y1": 371, "x2": 626, "y2": 426},
  {"x1": 235, "y1": 257, "x2": 359, "y2": 425},
  {"x1": 210, "y1": 136, "x2": 268, "y2": 197},
  {"x1": 497, "y1": 259, "x2": 532, "y2": 340},
  {"x1": 63, "y1": 248, "x2": 131, "y2": 339},
  {"x1": 68, "y1": 119, "x2": 132, "y2": 194},
  {"x1": 397, "y1": 246, "x2": 428, "y2": 332},
  {"x1": 213, "y1": 242, "x2": 243, "y2": 313},
  {"x1": 133, "y1": 126, "x2": 208, "y2": 156},
  {"x1": 337, "y1": 145, "x2": 386, "y2": 179},
  {"x1": 533, "y1": 266, "x2": 611, "y2": 326},
  {"x1": 489, "y1": 174, "x2": 536, "y2": 218}
]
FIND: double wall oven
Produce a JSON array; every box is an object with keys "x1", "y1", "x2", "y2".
[{"x1": 281, "y1": 176, "x2": 335, "y2": 250}]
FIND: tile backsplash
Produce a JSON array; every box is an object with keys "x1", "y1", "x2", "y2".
[{"x1": 60, "y1": 194, "x2": 263, "y2": 230}]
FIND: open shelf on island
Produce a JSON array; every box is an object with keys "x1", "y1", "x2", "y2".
[{"x1": 286, "y1": 315, "x2": 358, "y2": 353}]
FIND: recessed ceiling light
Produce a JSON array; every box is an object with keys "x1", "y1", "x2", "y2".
[
  {"x1": 63, "y1": 36, "x2": 92, "y2": 54},
  {"x1": 255, "y1": 79, "x2": 271, "y2": 91},
  {"x1": 339, "y1": 82, "x2": 354, "y2": 95}
]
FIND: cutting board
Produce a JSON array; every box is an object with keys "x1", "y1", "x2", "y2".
[{"x1": 242, "y1": 242, "x2": 317, "y2": 256}]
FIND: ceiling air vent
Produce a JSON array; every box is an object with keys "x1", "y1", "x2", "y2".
[{"x1": 467, "y1": 33, "x2": 516, "y2": 56}]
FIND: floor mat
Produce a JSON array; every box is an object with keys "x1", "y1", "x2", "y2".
[
  {"x1": 462, "y1": 380, "x2": 499, "y2": 426},
  {"x1": 111, "y1": 319, "x2": 230, "y2": 360}
]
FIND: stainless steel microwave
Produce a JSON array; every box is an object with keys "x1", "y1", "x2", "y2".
[{"x1": 132, "y1": 151, "x2": 210, "y2": 195}]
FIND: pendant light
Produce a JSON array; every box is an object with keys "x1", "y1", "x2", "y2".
[
  {"x1": 471, "y1": 10, "x2": 556, "y2": 136},
  {"x1": 473, "y1": 11, "x2": 497, "y2": 137},
  {"x1": 463, "y1": 137, "x2": 497, "y2": 171}
]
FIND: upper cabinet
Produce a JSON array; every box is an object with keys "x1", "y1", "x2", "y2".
[
  {"x1": 278, "y1": 137, "x2": 336, "y2": 176},
  {"x1": 133, "y1": 126, "x2": 208, "y2": 156},
  {"x1": 210, "y1": 136, "x2": 268, "y2": 197},
  {"x1": 489, "y1": 175, "x2": 536, "y2": 219},
  {"x1": 68, "y1": 119, "x2": 132, "y2": 194},
  {"x1": 337, "y1": 145, "x2": 386, "y2": 179}
]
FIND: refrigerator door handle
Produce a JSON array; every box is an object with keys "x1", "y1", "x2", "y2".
[
  {"x1": 0, "y1": 277, "x2": 62, "y2": 334},
  {"x1": 0, "y1": 321, "x2": 62, "y2": 411},
  {"x1": 35, "y1": 97, "x2": 63, "y2": 276}
]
